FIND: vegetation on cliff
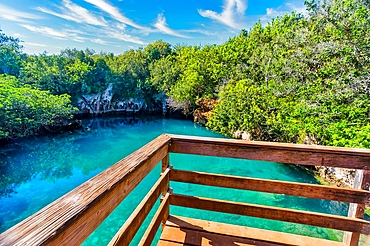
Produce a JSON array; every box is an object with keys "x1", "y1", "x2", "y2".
[{"x1": 1, "y1": 0, "x2": 369, "y2": 148}]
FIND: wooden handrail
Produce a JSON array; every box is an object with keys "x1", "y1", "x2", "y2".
[
  {"x1": 1, "y1": 134, "x2": 369, "y2": 246},
  {"x1": 170, "y1": 169, "x2": 370, "y2": 205},
  {"x1": 138, "y1": 192, "x2": 171, "y2": 246},
  {"x1": 108, "y1": 167, "x2": 171, "y2": 246},
  {"x1": 170, "y1": 194, "x2": 370, "y2": 234},
  {"x1": 168, "y1": 134, "x2": 370, "y2": 169},
  {"x1": 0, "y1": 134, "x2": 171, "y2": 246}
]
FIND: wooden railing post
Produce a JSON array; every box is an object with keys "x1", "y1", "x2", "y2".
[
  {"x1": 343, "y1": 170, "x2": 370, "y2": 246},
  {"x1": 161, "y1": 152, "x2": 171, "y2": 231},
  {"x1": 162, "y1": 153, "x2": 169, "y2": 172}
]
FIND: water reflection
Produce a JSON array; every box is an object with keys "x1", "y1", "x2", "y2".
[
  {"x1": 0, "y1": 116, "x2": 222, "y2": 233},
  {"x1": 0, "y1": 116, "x2": 160, "y2": 199}
]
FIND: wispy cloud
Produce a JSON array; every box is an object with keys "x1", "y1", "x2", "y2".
[
  {"x1": 183, "y1": 29, "x2": 217, "y2": 37},
  {"x1": 104, "y1": 30, "x2": 145, "y2": 45},
  {"x1": 12, "y1": 33, "x2": 26, "y2": 38},
  {"x1": 36, "y1": 0, "x2": 107, "y2": 27},
  {"x1": 91, "y1": 38, "x2": 107, "y2": 45},
  {"x1": 198, "y1": 0, "x2": 247, "y2": 29},
  {"x1": 260, "y1": 0, "x2": 307, "y2": 23},
  {"x1": 27, "y1": 42, "x2": 47, "y2": 47},
  {"x1": 153, "y1": 14, "x2": 189, "y2": 38},
  {"x1": 0, "y1": 4, "x2": 41, "y2": 23},
  {"x1": 84, "y1": 0, "x2": 145, "y2": 30},
  {"x1": 286, "y1": 1, "x2": 308, "y2": 15},
  {"x1": 20, "y1": 24, "x2": 85, "y2": 42}
]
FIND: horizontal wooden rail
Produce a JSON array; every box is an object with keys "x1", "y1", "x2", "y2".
[
  {"x1": 0, "y1": 134, "x2": 171, "y2": 246},
  {"x1": 139, "y1": 192, "x2": 171, "y2": 246},
  {"x1": 161, "y1": 215, "x2": 344, "y2": 246},
  {"x1": 2, "y1": 134, "x2": 370, "y2": 246},
  {"x1": 170, "y1": 194, "x2": 370, "y2": 234},
  {"x1": 168, "y1": 134, "x2": 370, "y2": 169},
  {"x1": 108, "y1": 167, "x2": 171, "y2": 246},
  {"x1": 170, "y1": 169, "x2": 370, "y2": 205}
]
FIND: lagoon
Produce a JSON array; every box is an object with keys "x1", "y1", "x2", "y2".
[{"x1": 0, "y1": 117, "x2": 352, "y2": 244}]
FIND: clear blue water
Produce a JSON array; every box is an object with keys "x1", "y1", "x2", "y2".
[{"x1": 0, "y1": 116, "x2": 367, "y2": 245}]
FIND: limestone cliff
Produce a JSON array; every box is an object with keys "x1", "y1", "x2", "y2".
[{"x1": 76, "y1": 83, "x2": 163, "y2": 115}]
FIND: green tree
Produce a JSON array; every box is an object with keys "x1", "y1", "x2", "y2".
[
  {"x1": 0, "y1": 30, "x2": 23, "y2": 76},
  {"x1": 0, "y1": 75, "x2": 75, "y2": 138}
]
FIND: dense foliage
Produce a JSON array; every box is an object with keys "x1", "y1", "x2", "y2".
[
  {"x1": 207, "y1": 0, "x2": 370, "y2": 148},
  {"x1": 158, "y1": 0, "x2": 370, "y2": 148},
  {"x1": 1, "y1": 0, "x2": 369, "y2": 148},
  {"x1": 0, "y1": 75, "x2": 74, "y2": 138}
]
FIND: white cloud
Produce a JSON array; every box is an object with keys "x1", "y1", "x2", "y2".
[
  {"x1": 20, "y1": 24, "x2": 86, "y2": 42},
  {"x1": 261, "y1": 1, "x2": 307, "y2": 22},
  {"x1": 0, "y1": 4, "x2": 41, "y2": 23},
  {"x1": 286, "y1": 2, "x2": 308, "y2": 15},
  {"x1": 153, "y1": 14, "x2": 189, "y2": 38},
  {"x1": 116, "y1": 23, "x2": 126, "y2": 31},
  {"x1": 12, "y1": 33, "x2": 26, "y2": 38},
  {"x1": 105, "y1": 30, "x2": 145, "y2": 45},
  {"x1": 85, "y1": 0, "x2": 145, "y2": 30},
  {"x1": 183, "y1": 29, "x2": 217, "y2": 37},
  {"x1": 27, "y1": 42, "x2": 47, "y2": 47},
  {"x1": 198, "y1": 0, "x2": 247, "y2": 29},
  {"x1": 36, "y1": 0, "x2": 107, "y2": 27},
  {"x1": 91, "y1": 38, "x2": 107, "y2": 45}
]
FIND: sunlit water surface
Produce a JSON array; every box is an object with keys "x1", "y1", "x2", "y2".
[{"x1": 1, "y1": 117, "x2": 368, "y2": 245}]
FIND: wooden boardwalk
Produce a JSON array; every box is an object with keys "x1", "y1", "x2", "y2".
[
  {"x1": 158, "y1": 215, "x2": 344, "y2": 246},
  {"x1": 1, "y1": 134, "x2": 369, "y2": 246}
]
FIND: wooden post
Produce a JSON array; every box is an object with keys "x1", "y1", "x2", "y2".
[
  {"x1": 343, "y1": 170, "x2": 370, "y2": 246},
  {"x1": 162, "y1": 154, "x2": 169, "y2": 172},
  {"x1": 161, "y1": 153, "x2": 170, "y2": 229}
]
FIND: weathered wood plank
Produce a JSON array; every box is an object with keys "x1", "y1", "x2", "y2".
[
  {"x1": 160, "y1": 226, "x2": 279, "y2": 246},
  {"x1": 0, "y1": 134, "x2": 171, "y2": 246},
  {"x1": 168, "y1": 134, "x2": 370, "y2": 169},
  {"x1": 343, "y1": 170, "x2": 370, "y2": 246},
  {"x1": 161, "y1": 215, "x2": 344, "y2": 246},
  {"x1": 170, "y1": 194, "x2": 370, "y2": 234},
  {"x1": 162, "y1": 154, "x2": 169, "y2": 172},
  {"x1": 170, "y1": 169, "x2": 370, "y2": 205},
  {"x1": 138, "y1": 192, "x2": 170, "y2": 246},
  {"x1": 107, "y1": 168, "x2": 170, "y2": 246}
]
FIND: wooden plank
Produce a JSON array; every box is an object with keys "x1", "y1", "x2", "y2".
[
  {"x1": 160, "y1": 226, "x2": 279, "y2": 246},
  {"x1": 161, "y1": 215, "x2": 344, "y2": 246},
  {"x1": 157, "y1": 240, "x2": 192, "y2": 246},
  {"x1": 343, "y1": 170, "x2": 370, "y2": 246},
  {"x1": 107, "y1": 168, "x2": 170, "y2": 246},
  {"x1": 170, "y1": 194, "x2": 370, "y2": 234},
  {"x1": 170, "y1": 169, "x2": 370, "y2": 205},
  {"x1": 138, "y1": 192, "x2": 170, "y2": 246},
  {"x1": 162, "y1": 154, "x2": 169, "y2": 172},
  {"x1": 0, "y1": 134, "x2": 171, "y2": 246},
  {"x1": 168, "y1": 134, "x2": 370, "y2": 169}
]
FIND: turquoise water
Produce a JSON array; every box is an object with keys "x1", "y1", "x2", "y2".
[{"x1": 0, "y1": 116, "x2": 365, "y2": 245}]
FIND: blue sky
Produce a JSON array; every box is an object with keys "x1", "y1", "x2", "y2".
[{"x1": 0, "y1": 0, "x2": 307, "y2": 54}]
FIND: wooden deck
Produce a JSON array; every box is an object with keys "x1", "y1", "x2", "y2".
[
  {"x1": 158, "y1": 215, "x2": 344, "y2": 246},
  {"x1": 1, "y1": 134, "x2": 369, "y2": 246}
]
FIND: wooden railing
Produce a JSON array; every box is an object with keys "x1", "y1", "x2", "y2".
[{"x1": 1, "y1": 134, "x2": 370, "y2": 246}]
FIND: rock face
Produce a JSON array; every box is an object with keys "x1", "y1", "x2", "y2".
[
  {"x1": 76, "y1": 84, "x2": 162, "y2": 115},
  {"x1": 316, "y1": 166, "x2": 356, "y2": 187},
  {"x1": 193, "y1": 98, "x2": 216, "y2": 126}
]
